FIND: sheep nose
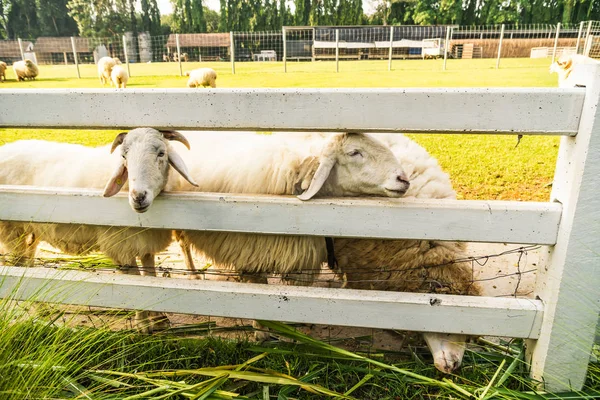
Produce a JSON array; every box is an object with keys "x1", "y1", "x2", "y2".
[
  {"x1": 397, "y1": 175, "x2": 409, "y2": 184},
  {"x1": 131, "y1": 190, "x2": 147, "y2": 203}
]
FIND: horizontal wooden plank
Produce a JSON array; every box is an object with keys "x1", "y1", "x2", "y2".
[
  {"x1": 0, "y1": 266, "x2": 544, "y2": 338},
  {"x1": 0, "y1": 186, "x2": 562, "y2": 244},
  {"x1": 0, "y1": 88, "x2": 585, "y2": 135}
]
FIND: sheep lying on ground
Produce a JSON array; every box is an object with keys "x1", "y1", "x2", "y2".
[
  {"x1": 0, "y1": 61, "x2": 6, "y2": 82},
  {"x1": 186, "y1": 68, "x2": 217, "y2": 88},
  {"x1": 549, "y1": 54, "x2": 600, "y2": 87},
  {"x1": 111, "y1": 65, "x2": 129, "y2": 88},
  {"x1": 97, "y1": 56, "x2": 119, "y2": 86},
  {"x1": 0, "y1": 128, "x2": 197, "y2": 332},
  {"x1": 13, "y1": 59, "x2": 38, "y2": 81}
]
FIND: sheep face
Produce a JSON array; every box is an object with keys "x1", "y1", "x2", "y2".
[
  {"x1": 298, "y1": 133, "x2": 410, "y2": 200},
  {"x1": 423, "y1": 332, "x2": 467, "y2": 374},
  {"x1": 103, "y1": 128, "x2": 198, "y2": 212}
]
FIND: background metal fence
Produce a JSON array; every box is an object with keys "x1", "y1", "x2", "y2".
[{"x1": 1, "y1": 22, "x2": 599, "y2": 78}]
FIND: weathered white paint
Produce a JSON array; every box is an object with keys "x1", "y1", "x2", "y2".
[
  {"x1": 0, "y1": 186, "x2": 562, "y2": 244},
  {"x1": 0, "y1": 266, "x2": 544, "y2": 338},
  {"x1": 0, "y1": 88, "x2": 585, "y2": 135},
  {"x1": 527, "y1": 64, "x2": 600, "y2": 392}
]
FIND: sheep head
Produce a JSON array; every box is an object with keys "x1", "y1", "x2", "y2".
[
  {"x1": 423, "y1": 332, "x2": 467, "y2": 374},
  {"x1": 297, "y1": 132, "x2": 410, "y2": 200},
  {"x1": 103, "y1": 128, "x2": 198, "y2": 213}
]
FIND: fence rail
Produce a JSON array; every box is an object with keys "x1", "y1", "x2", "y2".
[
  {"x1": 0, "y1": 22, "x2": 599, "y2": 76},
  {"x1": 0, "y1": 88, "x2": 585, "y2": 134},
  {"x1": 0, "y1": 186, "x2": 563, "y2": 244},
  {"x1": 0, "y1": 64, "x2": 599, "y2": 393}
]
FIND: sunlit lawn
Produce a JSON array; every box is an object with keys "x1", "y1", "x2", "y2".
[{"x1": 0, "y1": 57, "x2": 560, "y2": 200}]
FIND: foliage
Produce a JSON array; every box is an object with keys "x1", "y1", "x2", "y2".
[
  {"x1": 171, "y1": 0, "x2": 207, "y2": 33},
  {"x1": 368, "y1": 0, "x2": 600, "y2": 25}
]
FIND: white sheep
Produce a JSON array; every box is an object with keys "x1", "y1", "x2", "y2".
[
  {"x1": 549, "y1": 54, "x2": 600, "y2": 87},
  {"x1": 186, "y1": 68, "x2": 217, "y2": 88},
  {"x1": 97, "y1": 56, "x2": 118, "y2": 86},
  {"x1": 330, "y1": 133, "x2": 480, "y2": 374},
  {"x1": 174, "y1": 132, "x2": 479, "y2": 374},
  {"x1": 0, "y1": 128, "x2": 197, "y2": 332},
  {"x1": 168, "y1": 131, "x2": 409, "y2": 283},
  {"x1": 165, "y1": 131, "x2": 408, "y2": 339},
  {"x1": 111, "y1": 65, "x2": 129, "y2": 89},
  {"x1": 0, "y1": 61, "x2": 7, "y2": 82},
  {"x1": 13, "y1": 59, "x2": 38, "y2": 81}
]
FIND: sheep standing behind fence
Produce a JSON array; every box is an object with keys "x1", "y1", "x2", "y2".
[{"x1": 0, "y1": 128, "x2": 198, "y2": 332}]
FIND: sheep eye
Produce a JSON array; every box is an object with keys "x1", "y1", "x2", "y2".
[
  {"x1": 348, "y1": 150, "x2": 362, "y2": 157},
  {"x1": 158, "y1": 151, "x2": 165, "y2": 157}
]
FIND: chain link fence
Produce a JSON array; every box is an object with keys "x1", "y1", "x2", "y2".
[{"x1": 1, "y1": 22, "x2": 599, "y2": 79}]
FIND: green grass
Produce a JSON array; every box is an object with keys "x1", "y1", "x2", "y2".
[
  {"x1": 2, "y1": 294, "x2": 599, "y2": 399},
  {"x1": 0, "y1": 57, "x2": 560, "y2": 201}
]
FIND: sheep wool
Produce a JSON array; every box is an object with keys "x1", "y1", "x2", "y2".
[
  {"x1": 0, "y1": 61, "x2": 7, "y2": 82},
  {"x1": 111, "y1": 65, "x2": 129, "y2": 88},
  {"x1": 97, "y1": 56, "x2": 117, "y2": 85},
  {"x1": 0, "y1": 139, "x2": 172, "y2": 268},
  {"x1": 333, "y1": 133, "x2": 480, "y2": 296},
  {"x1": 13, "y1": 59, "x2": 38, "y2": 81},
  {"x1": 186, "y1": 68, "x2": 217, "y2": 88},
  {"x1": 168, "y1": 131, "x2": 408, "y2": 285},
  {"x1": 549, "y1": 54, "x2": 600, "y2": 88}
]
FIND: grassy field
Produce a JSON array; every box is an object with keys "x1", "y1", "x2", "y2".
[{"x1": 0, "y1": 58, "x2": 559, "y2": 201}]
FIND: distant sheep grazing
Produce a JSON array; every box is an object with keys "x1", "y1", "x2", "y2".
[
  {"x1": 0, "y1": 61, "x2": 7, "y2": 82},
  {"x1": 111, "y1": 65, "x2": 129, "y2": 88},
  {"x1": 97, "y1": 56, "x2": 118, "y2": 86},
  {"x1": 186, "y1": 68, "x2": 217, "y2": 88},
  {"x1": 549, "y1": 54, "x2": 600, "y2": 87},
  {"x1": 13, "y1": 59, "x2": 38, "y2": 81}
]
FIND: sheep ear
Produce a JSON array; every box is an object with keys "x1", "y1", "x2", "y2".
[
  {"x1": 169, "y1": 148, "x2": 198, "y2": 187},
  {"x1": 161, "y1": 130, "x2": 191, "y2": 150},
  {"x1": 103, "y1": 163, "x2": 128, "y2": 197},
  {"x1": 110, "y1": 132, "x2": 128, "y2": 153},
  {"x1": 297, "y1": 156, "x2": 335, "y2": 201},
  {"x1": 564, "y1": 59, "x2": 573, "y2": 69}
]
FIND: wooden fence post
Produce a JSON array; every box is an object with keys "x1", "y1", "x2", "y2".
[
  {"x1": 551, "y1": 23, "x2": 561, "y2": 63},
  {"x1": 496, "y1": 24, "x2": 505, "y2": 69},
  {"x1": 527, "y1": 64, "x2": 600, "y2": 392},
  {"x1": 388, "y1": 26, "x2": 394, "y2": 71},
  {"x1": 335, "y1": 29, "x2": 340, "y2": 73},
  {"x1": 443, "y1": 26, "x2": 451, "y2": 71},
  {"x1": 71, "y1": 37, "x2": 81, "y2": 79},
  {"x1": 282, "y1": 27, "x2": 287, "y2": 72},
  {"x1": 176, "y1": 33, "x2": 183, "y2": 76},
  {"x1": 575, "y1": 21, "x2": 585, "y2": 54},
  {"x1": 122, "y1": 35, "x2": 131, "y2": 78},
  {"x1": 230, "y1": 32, "x2": 235, "y2": 75}
]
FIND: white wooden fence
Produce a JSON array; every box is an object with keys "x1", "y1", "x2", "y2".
[{"x1": 0, "y1": 65, "x2": 599, "y2": 393}]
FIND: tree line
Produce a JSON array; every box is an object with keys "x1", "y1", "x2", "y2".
[{"x1": 0, "y1": 0, "x2": 598, "y2": 39}]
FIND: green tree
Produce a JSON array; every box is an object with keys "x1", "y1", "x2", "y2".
[
  {"x1": 6, "y1": 0, "x2": 39, "y2": 38},
  {"x1": 36, "y1": 0, "x2": 78, "y2": 36},
  {"x1": 204, "y1": 6, "x2": 219, "y2": 32},
  {"x1": 172, "y1": 0, "x2": 206, "y2": 32}
]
